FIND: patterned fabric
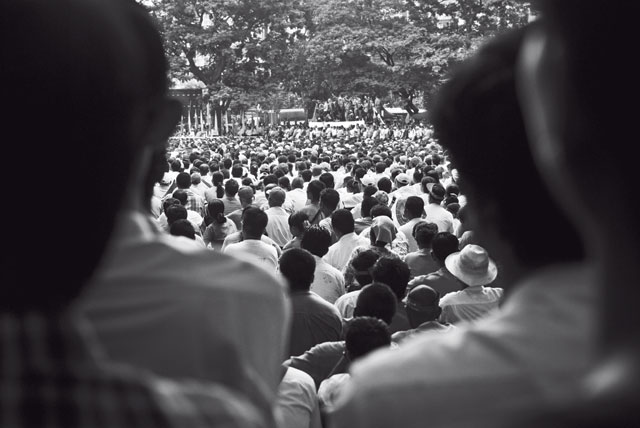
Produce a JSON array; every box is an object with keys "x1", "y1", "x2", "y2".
[{"x1": 0, "y1": 312, "x2": 265, "y2": 428}]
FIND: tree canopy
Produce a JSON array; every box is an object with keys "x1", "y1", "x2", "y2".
[{"x1": 147, "y1": 0, "x2": 530, "y2": 111}]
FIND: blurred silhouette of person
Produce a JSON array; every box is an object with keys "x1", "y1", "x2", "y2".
[
  {"x1": 0, "y1": 0, "x2": 267, "y2": 426},
  {"x1": 517, "y1": 1, "x2": 640, "y2": 426},
  {"x1": 332, "y1": 26, "x2": 592, "y2": 428}
]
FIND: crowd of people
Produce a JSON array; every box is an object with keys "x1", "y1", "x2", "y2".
[{"x1": 4, "y1": 0, "x2": 639, "y2": 427}]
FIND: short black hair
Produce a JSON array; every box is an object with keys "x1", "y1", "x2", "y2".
[
  {"x1": 405, "y1": 196, "x2": 425, "y2": 218},
  {"x1": 176, "y1": 172, "x2": 191, "y2": 189},
  {"x1": 279, "y1": 248, "x2": 316, "y2": 292},
  {"x1": 331, "y1": 209, "x2": 355, "y2": 235},
  {"x1": 344, "y1": 316, "x2": 391, "y2": 361},
  {"x1": 169, "y1": 219, "x2": 196, "y2": 240},
  {"x1": 351, "y1": 249, "x2": 380, "y2": 287},
  {"x1": 319, "y1": 172, "x2": 335, "y2": 189},
  {"x1": 301, "y1": 225, "x2": 332, "y2": 257},
  {"x1": 166, "y1": 204, "x2": 187, "y2": 225},
  {"x1": 361, "y1": 197, "x2": 378, "y2": 218},
  {"x1": 172, "y1": 189, "x2": 188, "y2": 206},
  {"x1": 306, "y1": 180, "x2": 326, "y2": 202},
  {"x1": 353, "y1": 282, "x2": 397, "y2": 325},
  {"x1": 372, "y1": 257, "x2": 411, "y2": 300},
  {"x1": 320, "y1": 188, "x2": 340, "y2": 212},
  {"x1": 241, "y1": 206, "x2": 268, "y2": 236},
  {"x1": 431, "y1": 232, "x2": 459, "y2": 263},
  {"x1": 224, "y1": 179, "x2": 239, "y2": 196},
  {"x1": 370, "y1": 204, "x2": 392, "y2": 220},
  {"x1": 414, "y1": 222, "x2": 439, "y2": 248}
]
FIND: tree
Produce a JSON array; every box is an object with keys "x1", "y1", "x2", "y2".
[
  {"x1": 282, "y1": 0, "x2": 530, "y2": 108},
  {"x1": 145, "y1": 0, "x2": 309, "y2": 126}
]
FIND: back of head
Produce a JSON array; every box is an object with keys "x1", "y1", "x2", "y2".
[
  {"x1": 1, "y1": 0, "x2": 175, "y2": 312},
  {"x1": 268, "y1": 187, "x2": 286, "y2": 207},
  {"x1": 351, "y1": 250, "x2": 381, "y2": 287},
  {"x1": 225, "y1": 178, "x2": 239, "y2": 196},
  {"x1": 331, "y1": 209, "x2": 355, "y2": 235},
  {"x1": 279, "y1": 248, "x2": 316, "y2": 292},
  {"x1": 430, "y1": 26, "x2": 583, "y2": 269},
  {"x1": 166, "y1": 204, "x2": 188, "y2": 225},
  {"x1": 371, "y1": 257, "x2": 411, "y2": 300},
  {"x1": 377, "y1": 177, "x2": 392, "y2": 193},
  {"x1": 307, "y1": 180, "x2": 326, "y2": 202},
  {"x1": 361, "y1": 197, "x2": 379, "y2": 218},
  {"x1": 231, "y1": 164, "x2": 243, "y2": 178},
  {"x1": 207, "y1": 199, "x2": 226, "y2": 224},
  {"x1": 370, "y1": 204, "x2": 392, "y2": 220},
  {"x1": 163, "y1": 197, "x2": 181, "y2": 213},
  {"x1": 319, "y1": 172, "x2": 335, "y2": 189},
  {"x1": 172, "y1": 189, "x2": 189, "y2": 206},
  {"x1": 431, "y1": 232, "x2": 460, "y2": 264},
  {"x1": 237, "y1": 186, "x2": 255, "y2": 205},
  {"x1": 414, "y1": 222, "x2": 439, "y2": 248},
  {"x1": 405, "y1": 196, "x2": 425, "y2": 218},
  {"x1": 291, "y1": 177, "x2": 304, "y2": 190},
  {"x1": 405, "y1": 285, "x2": 442, "y2": 326},
  {"x1": 353, "y1": 282, "x2": 397, "y2": 325},
  {"x1": 241, "y1": 206, "x2": 268, "y2": 237},
  {"x1": 344, "y1": 316, "x2": 391, "y2": 361},
  {"x1": 320, "y1": 188, "x2": 341, "y2": 212},
  {"x1": 169, "y1": 219, "x2": 196, "y2": 240},
  {"x1": 176, "y1": 172, "x2": 192, "y2": 189},
  {"x1": 301, "y1": 225, "x2": 332, "y2": 257}
]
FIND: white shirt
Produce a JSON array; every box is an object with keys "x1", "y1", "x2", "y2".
[
  {"x1": 398, "y1": 218, "x2": 423, "y2": 253},
  {"x1": 333, "y1": 290, "x2": 360, "y2": 319},
  {"x1": 265, "y1": 206, "x2": 292, "y2": 247},
  {"x1": 288, "y1": 188, "x2": 308, "y2": 212},
  {"x1": 423, "y1": 202, "x2": 455, "y2": 233},
  {"x1": 331, "y1": 263, "x2": 597, "y2": 428},
  {"x1": 439, "y1": 285, "x2": 504, "y2": 325},
  {"x1": 310, "y1": 255, "x2": 346, "y2": 304},
  {"x1": 81, "y1": 211, "x2": 290, "y2": 413},
  {"x1": 324, "y1": 233, "x2": 369, "y2": 271},
  {"x1": 224, "y1": 239, "x2": 279, "y2": 273},
  {"x1": 275, "y1": 367, "x2": 322, "y2": 428}
]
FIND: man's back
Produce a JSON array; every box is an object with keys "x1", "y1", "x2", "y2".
[
  {"x1": 1, "y1": 312, "x2": 264, "y2": 428},
  {"x1": 82, "y1": 213, "x2": 289, "y2": 407},
  {"x1": 439, "y1": 285, "x2": 503, "y2": 325},
  {"x1": 423, "y1": 203, "x2": 454, "y2": 233},
  {"x1": 289, "y1": 291, "x2": 343, "y2": 357},
  {"x1": 332, "y1": 264, "x2": 597, "y2": 428}
]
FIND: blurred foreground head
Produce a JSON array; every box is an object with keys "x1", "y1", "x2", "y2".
[{"x1": 0, "y1": 0, "x2": 180, "y2": 312}]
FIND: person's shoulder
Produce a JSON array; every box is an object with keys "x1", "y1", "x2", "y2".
[
  {"x1": 152, "y1": 376, "x2": 265, "y2": 428},
  {"x1": 101, "y1": 362, "x2": 265, "y2": 428}
]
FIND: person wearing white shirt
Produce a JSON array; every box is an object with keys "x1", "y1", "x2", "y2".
[
  {"x1": 302, "y1": 225, "x2": 346, "y2": 304},
  {"x1": 397, "y1": 196, "x2": 426, "y2": 253},
  {"x1": 264, "y1": 187, "x2": 293, "y2": 248},
  {"x1": 324, "y1": 209, "x2": 368, "y2": 271},
  {"x1": 423, "y1": 183, "x2": 454, "y2": 233},
  {"x1": 288, "y1": 177, "x2": 308, "y2": 212},
  {"x1": 275, "y1": 367, "x2": 322, "y2": 428},
  {"x1": 224, "y1": 206, "x2": 279, "y2": 272}
]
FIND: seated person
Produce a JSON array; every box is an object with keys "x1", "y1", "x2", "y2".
[
  {"x1": 439, "y1": 245, "x2": 503, "y2": 325},
  {"x1": 224, "y1": 206, "x2": 279, "y2": 272},
  {"x1": 408, "y1": 232, "x2": 463, "y2": 295},
  {"x1": 284, "y1": 283, "x2": 396, "y2": 389},
  {"x1": 318, "y1": 317, "x2": 391, "y2": 416},
  {"x1": 392, "y1": 285, "x2": 455, "y2": 344},
  {"x1": 404, "y1": 222, "x2": 440, "y2": 279},
  {"x1": 280, "y1": 248, "x2": 342, "y2": 357}
]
